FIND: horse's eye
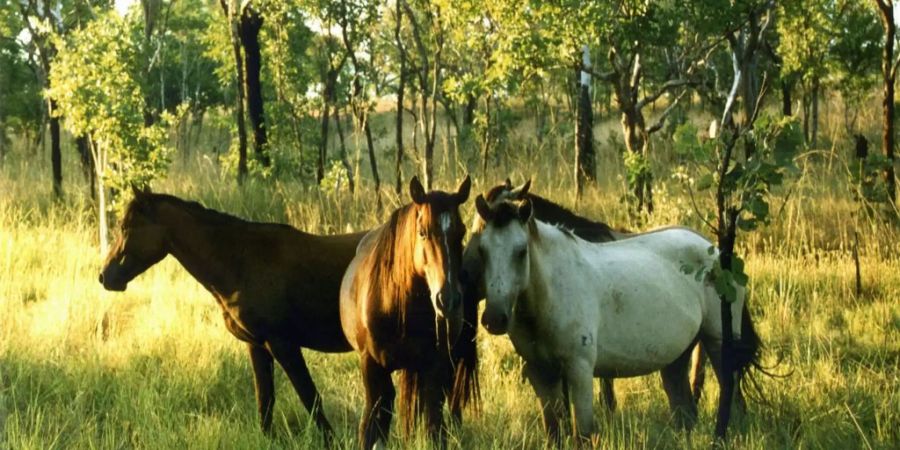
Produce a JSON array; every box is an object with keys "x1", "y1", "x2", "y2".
[
  {"x1": 418, "y1": 228, "x2": 427, "y2": 238},
  {"x1": 516, "y1": 247, "x2": 527, "y2": 260}
]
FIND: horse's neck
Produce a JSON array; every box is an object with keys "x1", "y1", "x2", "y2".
[
  {"x1": 161, "y1": 206, "x2": 238, "y2": 294},
  {"x1": 515, "y1": 222, "x2": 577, "y2": 326}
]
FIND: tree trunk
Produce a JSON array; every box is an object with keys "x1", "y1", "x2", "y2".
[
  {"x1": 50, "y1": 99, "x2": 62, "y2": 198},
  {"x1": 876, "y1": 0, "x2": 897, "y2": 204},
  {"x1": 811, "y1": 77, "x2": 819, "y2": 149},
  {"x1": 239, "y1": 6, "x2": 269, "y2": 167},
  {"x1": 621, "y1": 108, "x2": 653, "y2": 214},
  {"x1": 76, "y1": 134, "x2": 96, "y2": 199},
  {"x1": 316, "y1": 90, "x2": 331, "y2": 184},
  {"x1": 223, "y1": 0, "x2": 248, "y2": 183},
  {"x1": 396, "y1": 69, "x2": 405, "y2": 195},
  {"x1": 333, "y1": 107, "x2": 354, "y2": 193},
  {"x1": 781, "y1": 78, "x2": 792, "y2": 116},
  {"x1": 394, "y1": 0, "x2": 405, "y2": 195},
  {"x1": 575, "y1": 45, "x2": 595, "y2": 198}
]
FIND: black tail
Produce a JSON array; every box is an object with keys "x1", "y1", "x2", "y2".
[{"x1": 735, "y1": 301, "x2": 764, "y2": 401}]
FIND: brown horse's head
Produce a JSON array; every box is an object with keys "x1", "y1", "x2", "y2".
[
  {"x1": 409, "y1": 175, "x2": 471, "y2": 318},
  {"x1": 470, "y1": 178, "x2": 531, "y2": 233},
  {"x1": 99, "y1": 186, "x2": 169, "y2": 291}
]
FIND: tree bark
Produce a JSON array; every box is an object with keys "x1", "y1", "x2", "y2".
[
  {"x1": 76, "y1": 134, "x2": 96, "y2": 199},
  {"x1": 575, "y1": 45, "x2": 596, "y2": 198},
  {"x1": 394, "y1": 0, "x2": 406, "y2": 195},
  {"x1": 811, "y1": 77, "x2": 819, "y2": 149},
  {"x1": 781, "y1": 78, "x2": 792, "y2": 116},
  {"x1": 222, "y1": 0, "x2": 248, "y2": 183},
  {"x1": 239, "y1": 6, "x2": 269, "y2": 167},
  {"x1": 334, "y1": 107, "x2": 355, "y2": 192},
  {"x1": 50, "y1": 100, "x2": 62, "y2": 198},
  {"x1": 875, "y1": 0, "x2": 897, "y2": 204}
]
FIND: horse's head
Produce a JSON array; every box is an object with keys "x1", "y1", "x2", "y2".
[
  {"x1": 474, "y1": 192, "x2": 534, "y2": 335},
  {"x1": 409, "y1": 175, "x2": 471, "y2": 319},
  {"x1": 99, "y1": 186, "x2": 169, "y2": 291},
  {"x1": 470, "y1": 178, "x2": 531, "y2": 233}
]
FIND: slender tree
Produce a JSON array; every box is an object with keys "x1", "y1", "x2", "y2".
[{"x1": 873, "y1": 0, "x2": 897, "y2": 204}]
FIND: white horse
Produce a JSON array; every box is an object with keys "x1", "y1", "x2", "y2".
[{"x1": 474, "y1": 194, "x2": 759, "y2": 441}]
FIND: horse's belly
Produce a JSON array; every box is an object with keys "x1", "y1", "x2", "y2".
[{"x1": 593, "y1": 282, "x2": 702, "y2": 377}]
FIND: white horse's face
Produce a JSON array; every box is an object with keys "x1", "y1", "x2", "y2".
[{"x1": 476, "y1": 198, "x2": 533, "y2": 335}]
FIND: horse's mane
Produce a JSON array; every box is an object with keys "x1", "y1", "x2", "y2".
[
  {"x1": 363, "y1": 203, "x2": 418, "y2": 328},
  {"x1": 132, "y1": 193, "x2": 294, "y2": 230},
  {"x1": 484, "y1": 184, "x2": 620, "y2": 243}
]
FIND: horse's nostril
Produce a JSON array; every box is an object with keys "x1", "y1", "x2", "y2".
[{"x1": 98, "y1": 273, "x2": 104, "y2": 284}]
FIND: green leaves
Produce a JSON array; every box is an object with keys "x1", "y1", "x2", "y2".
[{"x1": 48, "y1": 11, "x2": 172, "y2": 214}]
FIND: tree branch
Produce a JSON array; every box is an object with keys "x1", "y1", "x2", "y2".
[
  {"x1": 638, "y1": 79, "x2": 693, "y2": 109},
  {"x1": 647, "y1": 88, "x2": 689, "y2": 135}
]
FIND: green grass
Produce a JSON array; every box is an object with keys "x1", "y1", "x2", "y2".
[{"x1": 1, "y1": 115, "x2": 898, "y2": 449}]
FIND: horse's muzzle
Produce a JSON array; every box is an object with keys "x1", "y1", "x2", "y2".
[
  {"x1": 481, "y1": 308, "x2": 509, "y2": 335},
  {"x1": 98, "y1": 271, "x2": 127, "y2": 292}
]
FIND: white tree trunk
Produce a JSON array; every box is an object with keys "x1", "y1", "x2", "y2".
[{"x1": 90, "y1": 138, "x2": 109, "y2": 256}]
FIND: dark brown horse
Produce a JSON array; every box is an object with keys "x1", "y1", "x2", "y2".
[
  {"x1": 461, "y1": 179, "x2": 706, "y2": 412},
  {"x1": 99, "y1": 186, "x2": 365, "y2": 441},
  {"x1": 340, "y1": 176, "x2": 473, "y2": 449}
]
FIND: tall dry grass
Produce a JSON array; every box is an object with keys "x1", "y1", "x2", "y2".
[{"x1": 0, "y1": 103, "x2": 898, "y2": 449}]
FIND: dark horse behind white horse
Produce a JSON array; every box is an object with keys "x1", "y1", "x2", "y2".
[{"x1": 474, "y1": 192, "x2": 761, "y2": 443}]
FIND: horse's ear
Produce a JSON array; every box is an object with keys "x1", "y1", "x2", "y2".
[
  {"x1": 475, "y1": 194, "x2": 493, "y2": 222},
  {"x1": 131, "y1": 184, "x2": 152, "y2": 198},
  {"x1": 410, "y1": 176, "x2": 427, "y2": 204},
  {"x1": 455, "y1": 175, "x2": 471, "y2": 203},
  {"x1": 511, "y1": 179, "x2": 531, "y2": 199},
  {"x1": 518, "y1": 199, "x2": 533, "y2": 223},
  {"x1": 504, "y1": 177, "x2": 513, "y2": 188}
]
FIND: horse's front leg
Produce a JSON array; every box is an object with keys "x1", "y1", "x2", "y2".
[
  {"x1": 267, "y1": 340, "x2": 334, "y2": 442},
  {"x1": 523, "y1": 361, "x2": 567, "y2": 445},
  {"x1": 422, "y1": 365, "x2": 450, "y2": 449},
  {"x1": 565, "y1": 358, "x2": 596, "y2": 442},
  {"x1": 248, "y1": 343, "x2": 275, "y2": 432},
  {"x1": 360, "y1": 355, "x2": 395, "y2": 450}
]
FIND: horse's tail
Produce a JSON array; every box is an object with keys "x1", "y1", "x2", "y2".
[
  {"x1": 449, "y1": 282, "x2": 481, "y2": 416},
  {"x1": 735, "y1": 299, "x2": 764, "y2": 401}
]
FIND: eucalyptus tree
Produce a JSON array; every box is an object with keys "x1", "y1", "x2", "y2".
[
  {"x1": 259, "y1": 0, "x2": 316, "y2": 178},
  {"x1": 0, "y1": 1, "x2": 41, "y2": 163},
  {"x1": 323, "y1": 0, "x2": 382, "y2": 202},
  {"x1": 828, "y1": 0, "x2": 879, "y2": 137},
  {"x1": 48, "y1": 11, "x2": 172, "y2": 255},
  {"x1": 14, "y1": 0, "x2": 106, "y2": 197},
  {"x1": 872, "y1": 0, "x2": 897, "y2": 204},
  {"x1": 676, "y1": 0, "x2": 803, "y2": 439}
]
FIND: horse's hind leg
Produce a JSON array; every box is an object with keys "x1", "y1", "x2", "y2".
[
  {"x1": 360, "y1": 355, "x2": 395, "y2": 450},
  {"x1": 660, "y1": 343, "x2": 699, "y2": 431},
  {"x1": 599, "y1": 378, "x2": 617, "y2": 412},
  {"x1": 690, "y1": 342, "x2": 706, "y2": 406},
  {"x1": 248, "y1": 344, "x2": 276, "y2": 432},
  {"x1": 267, "y1": 341, "x2": 334, "y2": 440}
]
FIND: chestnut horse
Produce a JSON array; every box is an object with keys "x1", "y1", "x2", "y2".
[
  {"x1": 340, "y1": 176, "x2": 472, "y2": 449},
  {"x1": 99, "y1": 187, "x2": 365, "y2": 441}
]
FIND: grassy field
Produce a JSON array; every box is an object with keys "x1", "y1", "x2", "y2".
[{"x1": 1, "y1": 112, "x2": 899, "y2": 449}]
